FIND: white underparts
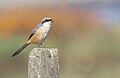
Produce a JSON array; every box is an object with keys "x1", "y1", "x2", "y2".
[{"x1": 38, "y1": 22, "x2": 51, "y2": 44}]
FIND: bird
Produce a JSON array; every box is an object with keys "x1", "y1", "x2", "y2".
[{"x1": 12, "y1": 17, "x2": 53, "y2": 57}]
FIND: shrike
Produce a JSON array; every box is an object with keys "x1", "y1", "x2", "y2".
[{"x1": 12, "y1": 17, "x2": 53, "y2": 57}]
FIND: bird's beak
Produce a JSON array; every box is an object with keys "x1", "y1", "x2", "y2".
[{"x1": 52, "y1": 20, "x2": 53, "y2": 23}]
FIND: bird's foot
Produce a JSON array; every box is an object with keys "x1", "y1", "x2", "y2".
[
  {"x1": 37, "y1": 44, "x2": 41, "y2": 48},
  {"x1": 40, "y1": 43, "x2": 46, "y2": 48}
]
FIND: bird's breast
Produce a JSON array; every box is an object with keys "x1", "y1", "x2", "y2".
[{"x1": 29, "y1": 25, "x2": 51, "y2": 44}]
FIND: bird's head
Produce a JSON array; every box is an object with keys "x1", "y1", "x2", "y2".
[{"x1": 41, "y1": 17, "x2": 53, "y2": 26}]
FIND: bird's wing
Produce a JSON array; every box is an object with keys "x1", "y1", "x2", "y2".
[
  {"x1": 28, "y1": 33, "x2": 34, "y2": 40},
  {"x1": 28, "y1": 23, "x2": 42, "y2": 40}
]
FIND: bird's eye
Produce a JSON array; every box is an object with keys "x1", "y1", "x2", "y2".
[
  {"x1": 42, "y1": 19, "x2": 52, "y2": 24},
  {"x1": 46, "y1": 19, "x2": 52, "y2": 22}
]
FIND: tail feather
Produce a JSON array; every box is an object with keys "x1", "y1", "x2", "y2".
[{"x1": 12, "y1": 43, "x2": 29, "y2": 57}]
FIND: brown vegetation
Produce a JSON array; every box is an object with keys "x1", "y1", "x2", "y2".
[{"x1": 0, "y1": 6, "x2": 103, "y2": 37}]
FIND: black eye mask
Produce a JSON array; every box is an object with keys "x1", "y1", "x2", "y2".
[
  {"x1": 42, "y1": 19, "x2": 52, "y2": 24},
  {"x1": 46, "y1": 19, "x2": 52, "y2": 22}
]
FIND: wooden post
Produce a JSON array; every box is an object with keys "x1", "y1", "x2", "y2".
[{"x1": 28, "y1": 48, "x2": 59, "y2": 78}]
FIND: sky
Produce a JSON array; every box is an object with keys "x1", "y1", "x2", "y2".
[{"x1": 0, "y1": 0, "x2": 119, "y2": 6}]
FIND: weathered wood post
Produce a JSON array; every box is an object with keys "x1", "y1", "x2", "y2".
[{"x1": 28, "y1": 48, "x2": 59, "y2": 78}]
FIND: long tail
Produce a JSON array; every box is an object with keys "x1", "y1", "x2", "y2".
[{"x1": 12, "y1": 43, "x2": 29, "y2": 57}]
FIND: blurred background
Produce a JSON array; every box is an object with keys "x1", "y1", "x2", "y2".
[{"x1": 0, "y1": 0, "x2": 120, "y2": 78}]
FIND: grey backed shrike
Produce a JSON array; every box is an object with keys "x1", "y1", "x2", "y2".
[{"x1": 12, "y1": 17, "x2": 53, "y2": 57}]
